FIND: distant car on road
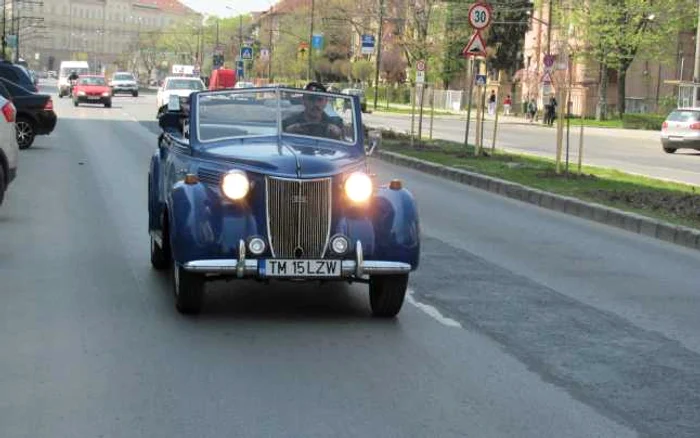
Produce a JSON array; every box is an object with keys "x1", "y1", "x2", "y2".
[
  {"x1": 72, "y1": 75, "x2": 112, "y2": 108},
  {"x1": 341, "y1": 88, "x2": 368, "y2": 113},
  {"x1": 109, "y1": 71, "x2": 139, "y2": 97},
  {"x1": 0, "y1": 89, "x2": 18, "y2": 206},
  {"x1": 156, "y1": 76, "x2": 205, "y2": 116},
  {"x1": 0, "y1": 77, "x2": 57, "y2": 149},
  {"x1": 661, "y1": 108, "x2": 700, "y2": 153}
]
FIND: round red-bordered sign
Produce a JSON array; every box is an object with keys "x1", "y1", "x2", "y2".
[{"x1": 468, "y1": 2, "x2": 493, "y2": 30}]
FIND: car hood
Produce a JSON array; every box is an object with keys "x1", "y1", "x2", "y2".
[
  {"x1": 199, "y1": 139, "x2": 363, "y2": 178},
  {"x1": 111, "y1": 79, "x2": 136, "y2": 85}
]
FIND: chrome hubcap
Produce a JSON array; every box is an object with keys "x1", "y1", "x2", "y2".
[{"x1": 16, "y1": 122, "x2": 32, "y2": 146}]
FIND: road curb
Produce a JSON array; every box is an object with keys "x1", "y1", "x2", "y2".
[{"x1": 376, "y1": 150, "x2": 700, "y2": 252}]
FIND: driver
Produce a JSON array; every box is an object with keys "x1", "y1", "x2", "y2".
[
  {"x1": 282, "y1": 82, "x2": 343, "y2": 140},
  {"x1": 68, "y1": 70, "x2": 79, "y2": 82}
]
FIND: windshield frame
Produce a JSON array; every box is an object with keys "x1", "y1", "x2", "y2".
[
  {"x1": 193, "y1": 87, "x2": 360, "y2": 148},
  {"x1": 113, "y1": 73, "x2": 135, "y2": 81},
  {"x1": 166, "y1": 78, "x2": 204, "y2": 91},
  {"x1": 78, "y1": 76, "x2": 107, "y2": 86}
]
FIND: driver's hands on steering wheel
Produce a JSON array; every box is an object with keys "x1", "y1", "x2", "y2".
[{"x1": 286, "y1": 122, "x2": 343, "y2": 140}]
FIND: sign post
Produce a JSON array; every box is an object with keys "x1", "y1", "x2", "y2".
[
  {"x1": 461, "y1": 2, "x2": 492, "y2": 152},
  {"x1": 415, "y1": 59, "x2": 426, "y2": 142}
]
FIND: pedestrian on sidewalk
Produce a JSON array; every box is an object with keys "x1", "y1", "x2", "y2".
[
  {"x1": 488, "y1": 90, "x2": 496, "y2": 116},
  {"x1": 547, "y1": 95, "x2": 558, "y2": 126},
  {"x1": 527, "y1": 98, "x2": 537, "y2": 123},
  {"x1": 503, "y1": 94, "x2": 512, "y2": 116}
]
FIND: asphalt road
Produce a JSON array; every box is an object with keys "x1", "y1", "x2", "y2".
[
  {"x1": 2, "y1": 83, "x2": 700, "y2": 437},
  {"x1": 363, "y1": 110, "x2": 700, "y2": 186}
]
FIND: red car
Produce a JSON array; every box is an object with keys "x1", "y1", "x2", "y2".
[{"x1": 72, "y1": 75, "x2": 112, "y2": 108}]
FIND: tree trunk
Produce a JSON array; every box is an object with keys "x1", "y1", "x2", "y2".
[
  {"x1": 617, "y1": 67, "x2": 627, "y2": 117},
  {"x1": 595, "y1": 62, "x2": 608, "y2": 121}
]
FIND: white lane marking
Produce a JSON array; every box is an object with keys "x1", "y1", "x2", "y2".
[{"x1": 407, "y1": 289, "x2": 462, "y2": 328}]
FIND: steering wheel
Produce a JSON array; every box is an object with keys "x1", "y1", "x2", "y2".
[{"x1": 288, "y1": 122, "x2": 342, "y2": 139}]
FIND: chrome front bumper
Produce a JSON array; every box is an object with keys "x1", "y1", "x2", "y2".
[{"x1": 182, "y1": 240, "x2": 411, "y2": 278}]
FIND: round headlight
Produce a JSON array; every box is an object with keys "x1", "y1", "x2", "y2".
[
  {"x1": 221, "y1": 170, "x2": 250, "y2": 200},
  {"x1": 248, "y1": 237, "x2": 266, "y2": 255},
  {"x1": 344, "y1": 172, "x2": 373, "y2": 203},
  {"x1": 330, "y1": 235, "x2": 349, "y2": 255}
]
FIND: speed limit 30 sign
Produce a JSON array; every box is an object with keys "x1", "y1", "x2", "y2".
[{"x1": 468, "y1": 2, "x2": 493, "y2": 30}]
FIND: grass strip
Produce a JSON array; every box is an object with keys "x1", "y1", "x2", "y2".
[{"x1": 379, "y1": 132, "x2": 700, "y2": 229}]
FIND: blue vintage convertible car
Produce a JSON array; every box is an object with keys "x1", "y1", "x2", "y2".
[{"x1": 148, "y1": 87, "x2": 420, "y2": 316}]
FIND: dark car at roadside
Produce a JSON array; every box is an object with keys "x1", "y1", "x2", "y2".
[
  {"x1": 0, "y1": 60, "x2": 38, "y2": 93},
  {"x1": 0, "y1": 78, "x2": 57, "y2": 149}
]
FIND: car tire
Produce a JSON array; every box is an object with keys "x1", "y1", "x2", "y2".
[
  {"x1": 58, "y1": 92, "x2": 63, "y2": 99},
  {"x1": 0, "y1": 164, "x2": 5, "y2": 206},
  {"x1": 104, "y1": 100, "x2": 112, "y2": 108},
  {"x1": 16, "y1": 117, "x2": 36, "y2": 149},
  {"x1": 73, "y1": 99, "x2": 79, "y2": 107},
  {"x1": 173, "y1": 261, "x2": 205, "y2": 315},
  {"x1": 150, "y1": 233, "x2": 171, "y2": 270},
  {"x1": 663, "y1": 147, "x2": 677, "y2": 154},
  {"x1": 369, "y1": 274, "x2": 409, "y2": 318},
  {"x1": 133, "y1": 91, "x2": 139, "y2": 97}
]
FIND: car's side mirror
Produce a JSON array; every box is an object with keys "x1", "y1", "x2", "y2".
[{"x1": 366, "y1": 130, "x2": 381, "y2": 156}]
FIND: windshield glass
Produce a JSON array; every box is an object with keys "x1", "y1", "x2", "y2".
[
  {"x1": 667, "y1": 110, "x2": 700, "y2": 122},
  {"x1": 114, "y1": 73, "x2": 135, "y2": 81},
  {"x1": 166, "y1": 79, "x2": 204, "y2": 90},
  {"x1": 79, "y1": 77, "x2": 106, "y2": 86},
  {"x1": 196, "y1": 89, "x2": 357, "y2": 144},
  {"x1": 61, "y1": 67, "x2": 89, "y2": 77}
]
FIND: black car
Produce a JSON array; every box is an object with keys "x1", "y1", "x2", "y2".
[
  {"x1": 0, "y1": 61, "x2": 37, "y2": 93},
  {"x1": 0, "y1": 78, "x2": 57, "y2": 149}
]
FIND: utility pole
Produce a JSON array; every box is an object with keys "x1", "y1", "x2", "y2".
[
  {"x1": 694, "y1": 0, "x2": 700, "y2": 81},
  {"x1": 2, "y1": 0, "x2": 6, "y2": 60},
  {"x1": 546, "y1": 0, "x2": 552, "y2": 55},
  {"x1": 307, "y1": 0, "x2": 315, "y2": 81},
  {"x1": 13, "y1": 0, "x2": 19, "y2": 62},
  {"x1": 373, "y1": 0, "x2": 384, "y2": 110},
  {"x1": 267, "y1": 13, "x2": 273, "y2": 80}
]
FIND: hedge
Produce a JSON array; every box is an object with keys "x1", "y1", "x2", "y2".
[{"x1": 622, "y1": 113, "x2": 666, "y2": 130}]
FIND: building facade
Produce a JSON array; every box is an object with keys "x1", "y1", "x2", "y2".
[
  {"x1": 8, "y1": 0, "x2": 197, "y2": 72},
  {"x1": 519, "y1": 1, "x2": 697, "y2": 116}
]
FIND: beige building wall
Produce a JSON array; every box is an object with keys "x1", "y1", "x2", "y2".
[
  {"x1": 519, "y1": 3, "x2": 697, "y2": 116},
  {"x1": 15, "y1": 0, "x2": 196, "y2": 72}
]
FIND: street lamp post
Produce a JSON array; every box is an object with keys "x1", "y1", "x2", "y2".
[
  {"x1": 307, "y1": 0, "x2": 315, "y2": 81},
  {"x1": 373, "y1": 0, "x2": 384, "y2": 110}
]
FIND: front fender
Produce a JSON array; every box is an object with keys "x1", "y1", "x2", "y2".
[
  {"x1": 370, "y1": 187, "x2": 420, "y2": 269},
  {"x1": 167, "y1": 182, "x2": 259, "y2": 263}
]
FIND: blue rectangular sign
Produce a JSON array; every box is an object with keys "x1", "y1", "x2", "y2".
[
  {"x1": 361, "y1": 35, "x2": 375, "y2": 55},
  {"x1": 240, "y1": 46, "x2": 253, "y2": 60},
  {"x1": 312, "y1": 34, "x2": 324, "y2": 50}
]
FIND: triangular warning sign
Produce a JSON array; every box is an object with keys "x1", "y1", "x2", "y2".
[
  {"x1": 541, "y1": 71, "x2": 553, "y2": 84},
  {"x1": 462, "y1": 32, "x2": 486, "y2": 57}
]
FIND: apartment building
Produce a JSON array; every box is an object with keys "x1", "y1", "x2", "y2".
[
  {"x1": 519, "y1": 1, "x2": 697, "y2": 116},
  {"x1": 9, "y1": 0, "x2": 197, "y2": 71}
]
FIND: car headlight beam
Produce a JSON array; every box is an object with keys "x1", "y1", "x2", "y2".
[
  {"x1": 221, "y1": 170, "x2": 250, "y2": 201},
  {"x1": 344, "y1": 172, "x2": 373, "y2": 203}
]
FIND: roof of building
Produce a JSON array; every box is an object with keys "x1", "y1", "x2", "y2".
[{"x1": 133, "y1": 0, "x2": 196, "y2": 15}]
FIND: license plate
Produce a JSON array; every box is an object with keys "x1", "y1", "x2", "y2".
[
  {"x1": 264, "y1": 259, "x2": 341, "y2": 277},
  {"x1": 87, "y1": 96, "x2": 100, "y2": 100},
  {"x1": 668, "y1": 136, "x2": 684, "y2": 142}
]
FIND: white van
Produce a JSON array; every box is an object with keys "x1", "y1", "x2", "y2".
[{"x1": 58, "y1": 61, "x2": 90, "y2": 97}]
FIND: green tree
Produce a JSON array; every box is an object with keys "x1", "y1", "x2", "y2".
[
  {"x1": 352, "y1": 59, "x2": 375, "y2": 83},
  {"x1": 569, "y1": 0, "x2": 694, "y2": 118}
]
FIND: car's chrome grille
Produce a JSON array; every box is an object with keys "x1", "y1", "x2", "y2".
[
  {"x1": 266, "y1": 177, "x2": 332, "y2": 258},
  {"x1": 197, "y1": 167, "x2": 222, "y2": 186}
]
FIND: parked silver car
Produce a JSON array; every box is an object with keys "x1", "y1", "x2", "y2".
[{"x1": 661, "y1": 108, "x2": 700, "y2": 153}]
